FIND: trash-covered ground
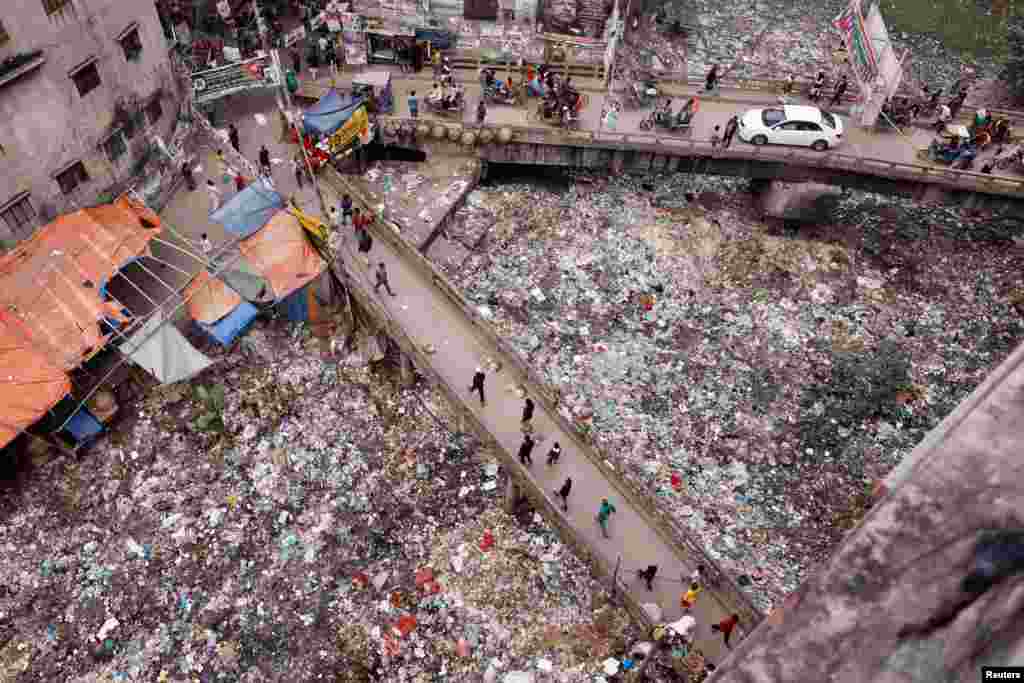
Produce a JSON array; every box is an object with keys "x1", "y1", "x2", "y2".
[
  {"x1": 436, "y1": 171, "x2": 1024, "y2": 611},
  {"x1": 0, "y1": 315, "x2": 644, "y2": 682},
  {"x1": 636, "y1": 0, "x2": 998, "y2": 95}
]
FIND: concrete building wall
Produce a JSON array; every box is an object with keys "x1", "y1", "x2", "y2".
[{"x1": 0, "y1": 0, "x2": 179, "y2": 243}]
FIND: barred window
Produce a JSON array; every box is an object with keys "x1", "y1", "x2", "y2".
[
  {"x1": 71, "y1": 61, "x2": 101, "y2": 96},
  {"x1": 0, "y1": 194, "x2": 36, "y2": 236},
  {"x1": 56, "y1": 161, "x2": 89, "y2": 195},
  {"x1": 145, "y1": 97, "x2": 163, "y2": 124},
  {"x1": 119, "y1": 26, "x2": 142, "y2": 61},
  {"x1": 42, "y1": 0, "x2": 72, "y2": 16}
]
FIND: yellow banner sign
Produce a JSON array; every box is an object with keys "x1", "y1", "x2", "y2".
[{"x1": 327, "y1": 106, "x2": 370, "y2": 153}]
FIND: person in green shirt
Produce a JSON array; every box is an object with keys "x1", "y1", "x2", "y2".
[{"x1": 596, "y1": 498, "x2": 617, "y2": 538}]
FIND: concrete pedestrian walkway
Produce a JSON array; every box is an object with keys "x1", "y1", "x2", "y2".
[{"x1": 319, "y1": 176, "x2": 741, "y2": 668}]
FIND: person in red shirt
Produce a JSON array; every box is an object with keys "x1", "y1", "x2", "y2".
[
  {"x1": 712, "y1": 614, "x2": 740, "y2": 648},
  {"x1": 234, "y1": 174, "x2": 247, "y2": 192},
  {"x1": 352, "y1": 207, "x2": 372, "y2": 233}
]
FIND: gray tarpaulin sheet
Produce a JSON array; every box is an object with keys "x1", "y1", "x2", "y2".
[{"x1": 128, "y1": 312, "x2": 213, "y2": 384}]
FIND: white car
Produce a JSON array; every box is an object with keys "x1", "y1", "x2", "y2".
[{"x1": 737, "y1": 105, "x2": 843, "y2": 151}]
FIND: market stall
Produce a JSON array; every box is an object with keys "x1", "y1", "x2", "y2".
[
  {"x1": 300, "y1": 87, "x2": 375, "y2": 169},
  {"x1": 352, "y1": 70, "x2": 393, "y2": 113}
]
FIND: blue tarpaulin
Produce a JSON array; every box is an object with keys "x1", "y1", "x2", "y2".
[
  {"x1": 198, "y1": 301, "x2": 260, "y2": 346},
  {"x1": 302, "y1": 89, "x2": 365, "y2": 137},
  {"x1": 279, "y1": 284, "x2": 309, "y2": 322},
  {"x1": 209, "y1": 183, "x2": 284, "y2": 239},
  {"x1": 415, "y1": 29, "x2": 454, "y2": 49},
  {"x1": 64, "y1": 407, "x2": 104, "y2": 444}
]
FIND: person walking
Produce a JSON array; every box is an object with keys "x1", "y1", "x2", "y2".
[
  {"x1": 432, "y1": 49, "x2": 441, "y2": 79},
  {"x1": 637, "y1": 565, "x2": 658, "y2": 591},
  {"x1": 328, "y1": 46, "x2": 338, "y2": 77},
  {"x1": 710, "y1": 125, "x2": 722, "y2": 147},
  {"x1": 546, "y1": 442, "x2": 562, "y2": 466},
  {"x1": 596, "y1": 498, "x2": 616, "y2": 538},
  {"x1": 934, "y1": 102, "x2": 952, "y2": 132},
  {"x1": 356, "y1": 221, "x2": 373, "y2": 267},
  {"x1": 517, "y1": 434, "x2": 535, "y2": 466},
  {"x1": 352, "y1": 206, "x2": 371, "y2": 235},
  {"x1": 234, "y1": 173, "x2": 247, "y2": 192},
  {"x1": 374, "y1": 262, "x2": 395, "y2": 296},
  {"x1": 292, "y1": 156, "x2": 305, "y2": 189},
  {"x1": 679, "y1": 581, "x2": 702, "y2": 612},
  {"x1": 181, "y1": 161, "x2": 196, "y2": 191},
  {"x1": 228, "y1": 123, "x2": 240, "y2": 153},
  {"x1": 810, "y1": 70, "x2": 826, "y2": 102},
  {"x1": 711, "y1": 614, "x2": 740, "y2": 649},
  {"x1": 704, "y1": 64, "x2": 719, "y2": 93},
  {"x1": 781, "y1": 73, "x2": 794, "y2": 95},
  {"x1": 521, "y1": 396, "x2": 534, "y2": 424},
  {"x1": 469, "y1": 367, "x2": 486, "y2": 405},
  {"x1": 258, "y1": 145, "x2": 272, "y2": 179},
  {"x1": 291, "y1": 49, "x2": 301, "y2": 76},
  {"x1": 341, "y1": 194, "x2": 353, "y2": 223},
  {"x1": 949, "y1": 90, "x2": 967, "y2": 119},
  {"x1": 556, "y1": 477, "x2": 572, "y2": 511},
  {"x1": 328, "y1": 207, "x2": 342, "y2": 231},
  {"x1": 408, "y1": 90, "x2": 419, "y2": 119},
  {"x1": 200, "y1": 233, "x2": 214, "y2": 255},
  {"x1": 722, "y1": 115, "x2": 738, "y2": 148},
  {"x1": 205, "y1": 180, "x2": 222, "y2": 213},
  {"x1": 476, "y1": 99, "x2": 487, "y2": 126},
  {"x1": 830, "y1": 75, "x2": 848, "y2": 107}
]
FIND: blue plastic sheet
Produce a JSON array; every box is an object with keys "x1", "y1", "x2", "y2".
[
  {"x1": 302, "y1": 89, "x2": 365, "y2": 137},
  {"x1": 64, "y1": 407, "x2": 104, "y2": 444},
  {"x1": 198, "y1": 301, "x2": 260, "y2": 346},
  {"x1": 279, "y1": 285, "x2": 309, "y2": 322},
  {"x1": 209, "y1": 184, "x2": 285, "y2": 239}
]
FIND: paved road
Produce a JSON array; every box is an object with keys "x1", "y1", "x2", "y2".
[{"x1": 296, "y1": 66, "x2": 1003, "y2": 179}]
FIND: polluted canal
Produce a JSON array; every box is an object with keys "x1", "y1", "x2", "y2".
[
  {"x1": 0, "y1": 316, "x2": 645, "y2": 681},
  {"x1": 429, "y1": 164, "x2": 1024, "y2": 613}
]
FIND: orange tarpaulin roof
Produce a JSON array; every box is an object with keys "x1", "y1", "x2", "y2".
[
  {"x1": 184, "y1": 270, "x2": 244, "y2": 324},
  {"x1": 237, "y1": 211, "x2": 326, "y2": 300},
  {"x1": 0, "y1": 312, "x2": 71, "y2": 449},
  {"x1": 0, "y1": 195, "x2": 160, "y2": 370}
]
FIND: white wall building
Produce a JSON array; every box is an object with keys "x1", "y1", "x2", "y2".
[{"x1": 0, "y1": 0, "x2": 180, "y2": 244}]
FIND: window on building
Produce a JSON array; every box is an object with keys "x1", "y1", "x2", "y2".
[
  {"x1": 0, "y1": 194, "x2": 36, "y2": 236},
  {"x1": 42, "y1": 0, "x2": 73, "y2": 16},
  {"x1": 103, "y1": 132, "x2": 126, "y2": 162},
  {"x1": 145, "y1": 97, "x2": 163, "y2": 125},
  {"x1": 71, "y1": 60, "x2": 101, "y2": 96},
  {"x1": 55, "y1": 161, "x2": 89, "y2": 195},
  {"x1": 119, "y1": 25, "x2": 142, "y2": 61},
  {"x1": 122, "y1": 114, "x2": 137, "y2": 139},
  {"x1": 0, "y1": 20, "x2": 10, "y2": 47}
]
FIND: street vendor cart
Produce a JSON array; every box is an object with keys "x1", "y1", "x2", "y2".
[{"x1": 352, "y1": 71, "x2": 394, "y2": 114}]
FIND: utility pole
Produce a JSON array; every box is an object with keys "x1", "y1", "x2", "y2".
[{"x1": 253, "y1": 0, "x2": 332, "y2": 221}]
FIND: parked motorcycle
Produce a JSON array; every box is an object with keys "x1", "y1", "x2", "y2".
[
  {"x1": 426, "y1": 88, "x2": 466, "y2": 118},
  {"x1": 640, "y1": 98, "x2": 697, "y2": 133}
]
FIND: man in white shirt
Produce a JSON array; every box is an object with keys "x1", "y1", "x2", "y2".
[
  {"x1": 667, "y1": 614, "x2": 696, "y2": 642},
  {"x1": 205, "y1": 180, "x2": 222, "y2": 213}
]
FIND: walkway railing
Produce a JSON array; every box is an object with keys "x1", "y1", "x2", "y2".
[
  {"x1": 323, "y1": 165, "x2": 766, "y2": 630},
  {"x1": 379, "y1": 116, "x2": 1024, "y2": 199}
]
